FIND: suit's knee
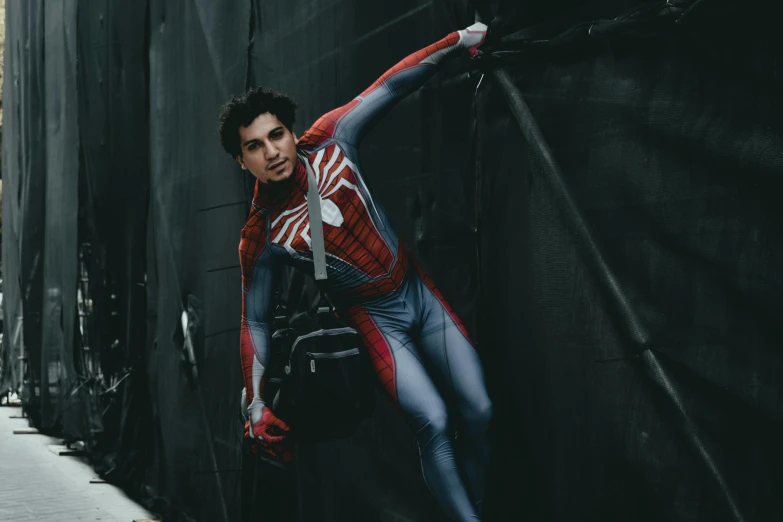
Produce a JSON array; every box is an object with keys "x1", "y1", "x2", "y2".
[
  {"x1": 427, "y1": 408, "x2": 450, "y2": 435},
  {"x1": 463, "y1": 396, "x2": 493, "y2": 433},
  {"x1": 414, "y1": 407, "x2": 450, "y2": 448},
  {"x1": 476, "y1": 397, "x2": 493, "y2": 426}
]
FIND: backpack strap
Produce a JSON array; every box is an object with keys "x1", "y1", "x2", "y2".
[{"x1": 299, "y1": 151, "x2": 328, "y2": 281}]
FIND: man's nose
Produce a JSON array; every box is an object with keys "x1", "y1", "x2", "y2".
[{"x1": 264, "y1": 142, "x2": 279, "y2": 160}]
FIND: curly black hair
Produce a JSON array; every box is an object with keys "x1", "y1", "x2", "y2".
[{"x1": 218, "y1": 87, "x2": 298, "y2": 158}]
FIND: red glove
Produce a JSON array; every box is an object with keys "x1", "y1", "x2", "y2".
[
  {"x1": 244, "y1": 420, "x2": 295, "y2": 463},
  {"x1": 247, "y1": 400, "x2": 290, "y2": 444}
]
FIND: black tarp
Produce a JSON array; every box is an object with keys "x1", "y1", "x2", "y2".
[
  {"x1": 2, "y1": 1, "x2": 782, "y2": 521},
  {"x1": 75, "y1": 0, "x2": 152, "y2": 497},
  {"x1": 143, "y1": 1, "x2": 250, "y2": 519},
  {"x1": 475, "y1": 4, "x2": 783, "y2": 520},
  {"x1": 41, "y1": 0, "x2": 84, "y2": 438},
  {"x1": 0, "y1": 0, "x2": 25, "y2": 396},
  {"x1": 2, "y1": 0, "x2": 51, "y2": 429}
]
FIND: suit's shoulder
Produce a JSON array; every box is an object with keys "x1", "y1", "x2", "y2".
[
  {"x1": 308, "y1": 141, "x2": 343, "y2": 163},
  {"x1": 298, "y1": 100, "x2": 362, "y2": 149}
]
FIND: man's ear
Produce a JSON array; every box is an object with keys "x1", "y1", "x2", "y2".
[
  {"x1": 293, "y1": 132, "x2": 299, "y2": 145},
  {"x1": 235, "y1": 155, "x2": 248, "y2": 170}
]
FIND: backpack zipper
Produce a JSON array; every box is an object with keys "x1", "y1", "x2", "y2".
[{"x1": 306, "y1": 348, "x2": 360, "y2": 372}]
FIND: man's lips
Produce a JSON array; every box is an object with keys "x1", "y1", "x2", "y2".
[{"x1": 268, "y1": 159, "x2": 286, "y2": 171}]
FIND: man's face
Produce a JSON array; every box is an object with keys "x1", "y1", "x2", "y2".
[{"x1": 236, "y1": 112, "x2": 299, "y2": 184}]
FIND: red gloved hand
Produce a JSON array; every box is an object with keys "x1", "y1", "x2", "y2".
[
  {"x1": 246, "y1": 401, "x2": 290, "y2": 444},
  {"x1": 244, "y1": 420, "x2": 295, "y2": 463}
]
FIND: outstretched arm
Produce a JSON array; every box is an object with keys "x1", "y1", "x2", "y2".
[
  {"x1": 299, "y1": 23, "x2": 487, "y2": 148},
  {"x1": 240, "y1": 250, "x2": 289, "y2": 445}
]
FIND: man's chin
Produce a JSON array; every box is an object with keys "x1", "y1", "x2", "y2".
[{"x1": 266, "y1": 170, "x2": 294, "y2": 186}]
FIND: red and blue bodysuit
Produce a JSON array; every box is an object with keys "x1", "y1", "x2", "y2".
[{"x1": 239, "y1": 24, "x2": 492, "y2": 521}]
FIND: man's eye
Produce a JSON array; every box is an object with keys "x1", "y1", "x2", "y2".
[
  {"x1": 272, "y1": 132, "x2": 283, "y2": 139},
  {"x1": 248, "y1": 143, "x2": 258, "y2": 150}
]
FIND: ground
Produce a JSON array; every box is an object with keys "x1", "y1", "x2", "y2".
[{"x1": 0, "y1": 405, "x2": 155, "y2": 522}]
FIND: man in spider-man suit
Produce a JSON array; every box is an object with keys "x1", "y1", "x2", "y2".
[{"x1": 219, "y1": 23, "x2": 492, "y2": 521}]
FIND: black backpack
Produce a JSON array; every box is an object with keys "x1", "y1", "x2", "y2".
[{"x1": 272, "y1": 327, "x2": 376, "y2": 442}]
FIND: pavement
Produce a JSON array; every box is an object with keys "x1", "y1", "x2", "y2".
[{"x1": 0, "y1": 405, "x2": 156, "y2": 522}]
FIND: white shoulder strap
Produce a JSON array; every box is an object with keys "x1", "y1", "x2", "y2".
[{"x1": 300, "y1": 152, "x2": 328, "y2": 281}]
